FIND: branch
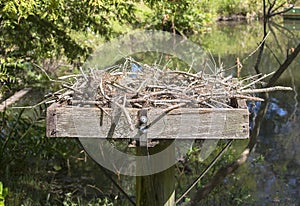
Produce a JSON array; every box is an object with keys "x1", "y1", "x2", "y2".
[
  {"x1": 191, "y1": 38, "x2": 300, "y2": 205},
  {"x1": 191, "y1": 95, "x2": 269, "y2": 203},
  {"x1": 191, "y1": 27, "x2": 300, "y2": 203},
  {"x1": 267, "y1": 42, "x2": 300, "y2": 87},
  {"x1": 269, "y1": 4, "x2": 294, "y2": 18},
  {"x1": 271, "y1": 2, "x2": 289, "y2": 14},
  {"x1": 240, "y1": 86, "x2": 293, "y2": 94}
]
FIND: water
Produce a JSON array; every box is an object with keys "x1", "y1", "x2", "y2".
[
  {"x1": 197, "y1": 20, "x2": 300, "y2": 204},
  {"x1": 1, "y1": 20, "x2": 300, "y2": 205}
]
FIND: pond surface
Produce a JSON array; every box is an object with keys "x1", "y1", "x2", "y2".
[
  {"x1": 2, "y1": 20, "x2": 300, "y2": 205},
  {"x1": 198, "y1": 20, "x2": 300, "y2": 205}
]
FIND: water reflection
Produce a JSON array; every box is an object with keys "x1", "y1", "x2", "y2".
[
  {"x1": 251, "y1": 88, "x2": 300, "y2": 204},
  {"x1": 194, "y1": 19, "x2": 300, "y2": 204}
]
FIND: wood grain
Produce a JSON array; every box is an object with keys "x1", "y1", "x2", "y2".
[{"x1": 47, "y1": 103, "x2": 249, "y2": 139}]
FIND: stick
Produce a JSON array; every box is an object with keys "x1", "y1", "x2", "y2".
[
  {"x1": 146, "y1": 85, "x2": 184, "y2": 92},
  {"x1": 209, "y1": 99, "x2": 232, "y2": 108},
  {"x1": 114, "y1": 102, "x2": 135, "y2": 131},
  {"x1": 107, "y1": 81, "x2": 137, "y2": 93},
  {"x1": 168, "y1": 70, "x2": 201, "y2": 79},
  {"x1": 232, "y1": 94, "x2": 264, "y2": 102},
  {"x1": 240, "y1": 86, "x2": 293, "y2": 94},
  {"x1": 0, "y1": 88, "x2": 31, "y2": 111},
  {"x1": 32, "y1": 63, "x2": 66, "y2": 83},
  {"x1": 144, "y1": 102, "x2": 187, "y2": 131},
  {"x1": 242, "y1": 31, "x2": 271, "y2": 63},
  {"x1": 62, "y1": 84, "x2": 84, "y2": 95},
  {"x1": 58, "y1": 74, "x2": 83, "y2": 80},
  {"x1": 239, "y1": 71, "x2": 275, "y2": 90},
  {"x1": 99, "y1": 78, "x2": 111, "y2": 100},
  {"x1": 80, "y1": 66, "x2": 88, "y2": 81}
]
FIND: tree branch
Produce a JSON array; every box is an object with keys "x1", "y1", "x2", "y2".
[
  {"x1": 190, "y1": 4, "x2": 300, "y2": 201},
  {"x1": 267, "y1": 42, "x2": 300, "y2": 87},
  {"x1": 269, "y1": 4, "x2": 294, "y2": 18},
  {"x1": 191, "y1": 95, "x2": 269, "y2": 203}
]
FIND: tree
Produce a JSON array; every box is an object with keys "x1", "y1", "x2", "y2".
[
  {"x1": 190, "y1": 0, "x2": 300, "y2": 203},
  {"x1": 0, "y1": 0, "x2": 137, "y2": 91}
]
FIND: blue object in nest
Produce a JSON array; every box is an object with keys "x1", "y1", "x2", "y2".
[{"x1": 130, "y1": 63, "x2": 142, "y2": 78}]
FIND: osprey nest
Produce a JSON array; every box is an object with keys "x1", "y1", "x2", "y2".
[{"x1": 52, "y1": 57, "x2": 292, "y2": 110}]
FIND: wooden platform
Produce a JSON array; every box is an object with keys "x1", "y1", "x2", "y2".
[{"x1": 46, "y1": 103, "x2": 249, "y2": 139}]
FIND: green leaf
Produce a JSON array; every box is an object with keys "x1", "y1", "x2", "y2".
[
  {"x1": 0, "y1": 182, "x2": 2, "y2": 195},
  {"x1": 53, "y1": 165, "x2": 62, "y2": 171}
]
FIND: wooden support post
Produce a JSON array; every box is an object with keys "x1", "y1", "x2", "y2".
[{"x1": 136, "y1": 141, "x2": 175, "y2": 206}]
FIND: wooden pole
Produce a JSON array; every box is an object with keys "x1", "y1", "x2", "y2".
[{"x1": 136, "y1": 140, "x2": 175, "y2": 206}]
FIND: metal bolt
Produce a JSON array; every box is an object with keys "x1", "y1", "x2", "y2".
[
  {"x1": 139, "y1": 125, "x2": 147, "y2": 134},
  {"x1": 139, "y1": 115, "x2": 148, "y2": 124}
]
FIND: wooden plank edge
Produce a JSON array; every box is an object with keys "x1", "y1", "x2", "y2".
[{"x1": 46, "y1": 102, "x2": 60, "y2": 137}]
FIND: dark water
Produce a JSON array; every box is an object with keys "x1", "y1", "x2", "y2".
[
  {"x1": 2, "y1": 20, "x2": 300, "y2": 205},
  {"x1": 198, "y1": 20, "x2": 300, "y2": 205}
]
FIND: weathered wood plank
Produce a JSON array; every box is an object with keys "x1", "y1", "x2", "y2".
[
  {"x1": 47, "y1": 103, "x2": 249, "y2": 139},
  {"x1": 0, "y1": 88, "x2": 31, "y2": 111}
]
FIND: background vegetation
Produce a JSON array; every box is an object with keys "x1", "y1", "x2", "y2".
[
  {"x1": 0, "y1": 0, "x2": 299, "y2": 205},
  {"x1": 0, "y1": 0, "x2": 268, "y2": 95}
]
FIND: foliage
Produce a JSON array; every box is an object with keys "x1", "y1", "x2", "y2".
[
  {"x1": 0, "y1": 67, "x2": 8, "y2": 94},
  {"x1": 0, "y1": 106, "x2": 112, "y2": 205},
  {"x1": 0, "y1": 0, "x2": 270, "y2": 94},
  {"x1": 216, "y1": 0, "x2": 261, "y2": 16},
  {"x1": 0, "y1": 0, "x2": 138, "y2": 93},
  {"x1": 142, "y1": 0, "x2": 212, "y2": 35},
  {"x1": 63, "y1": 193, "x2": 113, "y2": 206},
  {"x1": 0, "y1": 182, "x2": 9, "y2": 206},
  {"x1": 1, "y1": 0, "x2": 137, "y2": 59},
  {"x1": 1, "y1": 1, "x2": 296, "y2": 205}
]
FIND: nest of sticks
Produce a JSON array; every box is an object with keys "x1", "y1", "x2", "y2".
[{"x1": 51, "y1": 57, "x2": 292, "y2": 111}]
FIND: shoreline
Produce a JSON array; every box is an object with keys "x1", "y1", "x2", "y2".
[{"x1": 216, "y1": 13, "x2": 259, "y2": 22}]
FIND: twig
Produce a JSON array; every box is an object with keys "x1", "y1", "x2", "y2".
[
  {"x1": 62, "y1": 84, "x2": 84, "y2": 95},
  {"x1": 144, "y1": 102, "x2": 187, "y2": 131},
  {"x1": 0, "y1": 88, "x2": 31, "y2": 111},
  {"x1": 80, "y1": 66, "x2": 88, "y2": 81},
  {"x1": 58, "y1": 74, "x2": 83, "y2": 80},
  {"x1": 168, "y1": 70, "x2": 202, "y2": 79},
  {"x1": 269, "y1": 4, "x2": 294, "y2": 17},
  {"x1": 12, "y1": 98, "x2": 50, "y2": 109},
  {"x1": 114, "y1": 102, "x2": 135, "y2": 131},
  {"x1": 240, "y1": 73, "x2": 263, "y2": 83},
  {"x1": 240, "y1": 86, "x2": 293, "y2": 94},
  {"x1": 87, "y1": 184, "x2": 105, "y2": 195},
  {"x1": 99, "y1": 77, "x2": 111, "y2": 100},
  {"x1": 33, "y1": 63, "x2": 66, "y2": 83},
  {"x1": 239, "y1": 71, "x2": 275, "y2": 90},
  {"x1": 242, "y1": 31, "x2": 271, "y2": 63},
  {"x1": 146, "y1": 85, "x2": 184, "y2": 92},
  {"x1": 149, "y1": 99, "x2": 193, "y2": 105},
  {"x1": 209, "y1": 99, "x2": 233, "y2": 108},
  {"x1": 70, "y1": 100, "x2": 101, "y2": 105},
  {"x1": 107, "y1": 81, "x2": 137, "y2": 93},
  {"x1": 232, "y1": 94, "x2": 264, "y2": 102}
]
